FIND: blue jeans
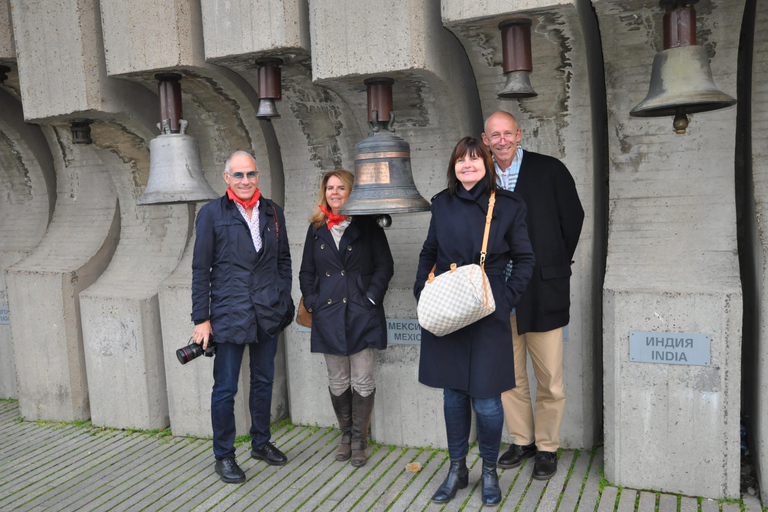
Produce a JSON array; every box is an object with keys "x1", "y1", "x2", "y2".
[
  {"x1": 211, "y1": 331, "x2": 278, "y2": 460},
  {"x1": 443, "y1": 388, "x2": 504, "y2": 462}
]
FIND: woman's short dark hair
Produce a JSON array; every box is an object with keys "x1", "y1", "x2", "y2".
[{"x1": 446, "y1": 136, "x2": 498, "y2": 196}]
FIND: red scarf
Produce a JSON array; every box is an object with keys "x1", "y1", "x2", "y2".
[
  {"x1": 319, "y1": 205, "x2": 346, "y2": 229},
  {"x1": 227, "y1": 187, "x2": 260, "y2": 209}
]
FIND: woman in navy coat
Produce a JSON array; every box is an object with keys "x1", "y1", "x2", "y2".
[
  {"x1": 299, "y1": 169, "x2": 394, "y2": 467},
  {"x1": 414, "y1": 137, "x2": 535, "y2": 506}
]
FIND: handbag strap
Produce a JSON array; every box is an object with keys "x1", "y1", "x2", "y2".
[{"x1": 426, "y1": 190, "x2": 496, "y2": 283}]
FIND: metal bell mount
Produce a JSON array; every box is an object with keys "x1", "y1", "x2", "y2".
[
  {"x1": 338, "y1": 78, "x2": 430, "y2": 227},
  {"x1": 137, "y1": 73, "x2": 218, "y2": 205}
]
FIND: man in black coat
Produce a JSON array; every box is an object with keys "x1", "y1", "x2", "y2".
[
  {"x1": 191, "y1": 151, "x2": 293, "y2": 484},
  {"x1": 482, "y1": 111, "x2": 584, "y2": 480}
]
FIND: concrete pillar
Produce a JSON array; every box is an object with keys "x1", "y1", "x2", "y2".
[
  {"x1": 442, "y1": 0, "x2": 600, "y2": 450},
  {"x1": 99, "y1": 0, "x2": 288, "y2": 434},
  {"x1": 747, "y1": 0, "x2": 768, "y2": 503},
  {"x1": 6, "y1": 127, "x2": 120, "y2": 421},
  {"x1": 0, "y1": 0, "x2": 13, "y2": 60},
  {"x1": 0, "y1": 88, "x2": 55, "y2": 399},
  {"x1": 306, "y1": 0, "x2": 482, "y2": 447},
  {"x1": 595, "y1": 0, "x2": 743, "y2": 498},
  {"x1": 202, "y1": 0, "x2": 365, "y2": 435}
]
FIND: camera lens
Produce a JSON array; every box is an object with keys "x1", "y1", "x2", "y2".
[{"x1": 176, "y1": 342, "x2": 204, "y2": 365}]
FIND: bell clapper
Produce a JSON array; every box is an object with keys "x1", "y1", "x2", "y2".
[{"x1": 673, "y1": 108, "x2": 689, "y2": 134}]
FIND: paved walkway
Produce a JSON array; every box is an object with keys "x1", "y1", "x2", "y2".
[{"x1": 0, "y1": 401, "x2": 763, "y2": 512}]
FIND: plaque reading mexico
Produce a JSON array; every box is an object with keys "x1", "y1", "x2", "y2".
[{"x1": 629, "y1": 331, "x2": 711, "y2": 366}]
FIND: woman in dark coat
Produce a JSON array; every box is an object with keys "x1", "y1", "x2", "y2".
[
  {"x1": 414, "y1": 137, "x2": 535, "y2": 506},
  {"x1": 299, "y1": 169, "x2": 394, "y2": 467}
]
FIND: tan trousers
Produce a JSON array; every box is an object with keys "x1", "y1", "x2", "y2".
[{"x1": 500, "y1": 315, "x2": 565, "y2": 452}]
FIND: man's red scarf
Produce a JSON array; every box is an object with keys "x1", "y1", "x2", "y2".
[
  {"x1": 227, "y1": 187, "x2": 260, "y2": 209},
  {"x1": 318, "y1": 205, "x2": 346, "y2": 229}
]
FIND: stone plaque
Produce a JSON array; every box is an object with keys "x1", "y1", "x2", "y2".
[
  {"x1": 629, "y1": 331, "x2": 711, "y2": 366},
  {"x1": 356, "y1": 162, "x2": 390, "y2": 184}
]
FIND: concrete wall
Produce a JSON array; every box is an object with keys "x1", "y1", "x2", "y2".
[
  {"x1": 596, "y1": 0, "x2": 743, "y2": 499},
  {"x1": 442, "y1": 0, "x2": 599, "y2": 450}
]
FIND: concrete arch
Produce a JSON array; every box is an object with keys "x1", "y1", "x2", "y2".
[{"x1": 0, "y1": 87, "x2": 55, "y2": 399}]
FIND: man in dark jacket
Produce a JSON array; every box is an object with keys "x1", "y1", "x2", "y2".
[
  {"x1": 482, "y1": 111, "x2": 584, "y2": 480},
  {"x1": 191, "y1": 151, "x2": 293, "y2": 484}
]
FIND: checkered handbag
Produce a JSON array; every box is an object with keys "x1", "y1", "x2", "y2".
[{"x1": 417, "y1": 192, "x2": 496, "y2": 337}]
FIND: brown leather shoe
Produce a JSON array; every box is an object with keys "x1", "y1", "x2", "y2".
[{"x1": 350, "y1": 389, "x2": 375, "y2": 467}]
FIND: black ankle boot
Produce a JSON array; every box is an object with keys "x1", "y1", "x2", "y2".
[
  {"x1": 432, "y1": 457, "x2": 469, "y2": 503},
  {"x1": 481, "y1": 459, "x2": 502, "y2": 506}
]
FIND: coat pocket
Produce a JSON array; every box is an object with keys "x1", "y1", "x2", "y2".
[{"x1": 539, "y1": 262, "x2": 571, "y2": 314}]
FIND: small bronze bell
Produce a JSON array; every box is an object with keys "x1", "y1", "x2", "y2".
[
  {"x1": 338, "y1": 78, "x2": 430, "y2": 227},
  {"x1": 497, "y1": 19, "x2": 537, "y2": 99},
  {"x1": 256, "y1": 58, "x2": 282, "y2": 119},
  {"x1": 137, "y1": 73, "x2": 218, "y2": 205},
  {"x1": 630, "y1": 1, "x2": 735, "y2": 134}
]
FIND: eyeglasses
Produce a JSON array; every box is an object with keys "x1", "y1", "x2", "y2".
[{"x1": 228, "y1": 170, "x2": 259, "y2": 180}]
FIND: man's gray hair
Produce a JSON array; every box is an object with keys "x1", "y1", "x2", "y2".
[{"x1": 225, "y1": 151, "x2": 257, "y2": 175}]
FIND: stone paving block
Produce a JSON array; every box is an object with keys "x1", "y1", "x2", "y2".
[
  {"x1": 701, "y1": 498, "x2": 720, "y2": 512},
  {"x1": 743, "y1": 494, "x2": 762, "y2": 512},
  {"x1": 316, "y1": 446, "x2": 389, "y2": 512},
  {"x1": 617, "y1": 489, "x2": 638, "y2": 512},
  {"x1": 537, "y1": 451, "x2": 576, "y2": 512},
  {"x1": 333, "y1": 447, "x2": 409, "y2": 511},
  {"x1": 681, "y1": 496, "x2": 699, "y2": 512},
  {"x1": 638, "y1": 491, "x2": 658, "y2": 512},
  {"x1": 293, "y1": 457, "x2": 361, "y2": 512},
  {"x1": 343, "y1": 448, "x2": 420, "y2": 511},
  {"x1": 499, "y1": 455, "x2": 536, "y2": 511},
  {"x1": 0, "y1": 424, "x2": 77, "y2": 463},
  {"x1": 195, "y1": 427, "x2": 331, "y2": 511},
  {"x1": 597, "y1": 486, "x2": 619, "y2": 512},
  {"x1": 555, "y1": 450, "x2": 591, "y2": 512},
  {"x1": 659, "y1": 493, "x2": 679, "y2": 512},
  {"x1": 0, "y1": 433, "x2": 149, "y2": 508},
  {"x1": 68, "y1": 439, "x2": 206, "y2": 510},
  {"x1": 383, "y1": 450, "x2": 448, "y2": 512},
  {"x1": 371, "y1": 448, "x2": 429, "y2": 512},
  {"x1": 722, "y1": 502, "x2": 741, "y2": 512},
  {"x1": 34, "y1": 436, "x2": 181, "y2": 510},
  {"x1": 231, "y1": 429, "x2": 338, "y2": 511},
  {"x1": 178, "y1": 427, "x2": 312, "y2": 511},
  {"x1": 112, "y1": 441, "x2": 212, "y2": 512},
  {"x1": 577, "y1": 447, "x2": 604, "y2": 511},
  {"x1": 515, "y1": 475, "x2": 547, "y2": 512}
]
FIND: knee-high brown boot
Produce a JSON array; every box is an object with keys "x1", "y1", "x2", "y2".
[
  {"x1": 329, "y1": 387, "x2": 353, "y2": 461},
  {"x1": 350, "y1": 388, "x2": 375, "y2": 467}
]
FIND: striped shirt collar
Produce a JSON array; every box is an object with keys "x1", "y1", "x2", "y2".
[{"x1": 494, "y1": 145, "x2": 524, "y2": 192}]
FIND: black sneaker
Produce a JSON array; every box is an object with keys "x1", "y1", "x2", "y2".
[
  {"x1": 215, "y1": 457, "x2": 245, "y2": 483},
  {"x1": 533, "y1": 450, "x2": 558, "y2": 480},
  {"x1": 498, "y1": 442, "x2": 536, "y2": 469}
]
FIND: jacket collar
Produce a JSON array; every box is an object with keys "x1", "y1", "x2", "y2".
[{"x1": 455, "y1": 183, "x2": 492, "y2": 214}]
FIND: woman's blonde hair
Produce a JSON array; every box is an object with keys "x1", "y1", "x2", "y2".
[{"x1": 310, "y1": 169, "x2": 355, "y2": 227}]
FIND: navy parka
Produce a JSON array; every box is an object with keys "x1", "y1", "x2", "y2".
[
  {"x1": 299, "y1": 216, "x2": 394, "y2": 356},
  {"x1": 191, "y1": 194, "x2": 292, "y2": 343},
  {"x1": 414, "y1": 185, "x2": 535, "y2": 398}
]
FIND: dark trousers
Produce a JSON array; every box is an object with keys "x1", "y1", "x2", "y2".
[
  {"x1": 211, "y1": 331, "x2": 278, "y2": 460},
  {"x1": 443, "y1": 388, "x2": 504, "y2": 462}
]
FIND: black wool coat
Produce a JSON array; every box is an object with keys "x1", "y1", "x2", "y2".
[
  {"x1": 299, "y1": 216, "x2": 394, "y2": 356},
  {"x1": 414, "y1": 185, "x2": 535, "y2": 398},
  {"x1": 512, "y1": 151, "x2": 584, "y2": 335},
  {"x1": 191, "y1": 194, "x2": 292, "y2": 343}
]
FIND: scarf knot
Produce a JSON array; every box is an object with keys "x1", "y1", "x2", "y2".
[
  {"x1": 319, "y1": 205, "x2": 346, "y2": 229},
  {"x1": 227, "y1": 187, "x2": 260, "y2": 209}
]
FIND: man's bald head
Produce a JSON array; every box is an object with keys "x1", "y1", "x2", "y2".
[{"x1": 482, "y1": 111, "x2": 522, "y2": 170}]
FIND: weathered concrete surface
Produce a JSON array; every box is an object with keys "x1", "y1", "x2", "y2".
[
  {"x1": 9, "y1": 0, "x2": 154, "y2": 122},
  {"x1": 6, "y1": 127, "x2": 120, "y2": 421},
  {"x1": 307, "y1": 0, "x2": 482, "y2": 448},
  {"x1": 98, "y1": 0, "x2": 289, "y2": 433},
  {"x1": 747, "y1": 0, "x2": 768, "y2": 503},
  {"x1": 0, "y1": 88, "x2": 55, "y2": 399},
  {"x1": 0, "y1": 0, "x2": 13, "y2": 60},
  {"x1": 443, "y1": 0, "x2": 599, "y2": 450},
  {"x1": 597, "y1": 0, "x2": 743, "y2": 498}
]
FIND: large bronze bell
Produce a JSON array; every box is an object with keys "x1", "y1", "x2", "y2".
[
  {"x1": 630, "y1": 1, "x2": 735, "y2": 134},
  {"x1": 338, "y1": 78, "x2": 430, "y2": 227},
  {"x1": 137, "y1": 73, "x2": 218, "y2": 205}
]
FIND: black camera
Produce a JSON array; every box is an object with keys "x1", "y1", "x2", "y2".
[{"x1": 176, "y1": 336, "x2": 216, "y2": 365}]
